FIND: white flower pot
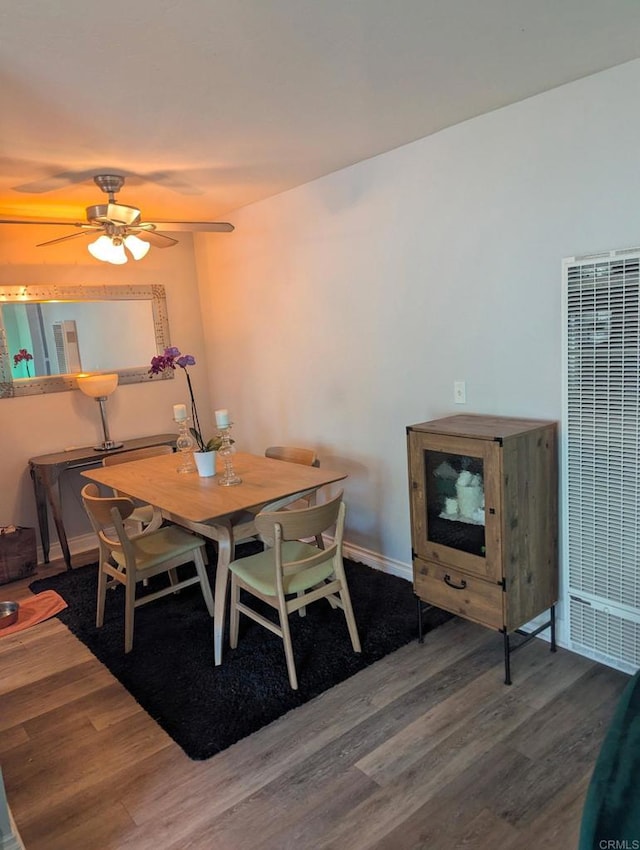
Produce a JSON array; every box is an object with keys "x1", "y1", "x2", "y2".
[{"x1": 194, "y1": 450, "x2": 217, "y2": 478}]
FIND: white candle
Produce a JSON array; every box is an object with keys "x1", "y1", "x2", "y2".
[
  {"x1": 215, "y1": 408, "x2": 230, "y2": 428},
  {"x1": 173, "y1": 403, "x2": 187, "y2": 422}
]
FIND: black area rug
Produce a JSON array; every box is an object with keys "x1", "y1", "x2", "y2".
[{"x1": 29, "y1": 545, "x2": 449, "y2": 760}]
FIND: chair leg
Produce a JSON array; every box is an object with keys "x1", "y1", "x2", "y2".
[
  {"x1": 338, "y1": 585, "x2": 362, "y2": 653},
  {"x1": 297, "y1": 590, "x2": 306, "y2": 617},
  {"x1": 124, "y1": 578, "x2": 136, "y2": 653},
  {"x1": 96, "y1": 562, "x2": 108, "y2": 628},
  {"x1": 194, "y1": 548, "x2": 213, "y2": 616},
  {"x1": 279, "y1": 604, "x2": 298, "y2": 690},
  {"x1": 229, "y1": 576, "x2": 240, "y2": 649}
]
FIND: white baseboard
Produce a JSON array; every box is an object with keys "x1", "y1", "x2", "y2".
[
  {"x1": 338, "y1": 541, "x2": 571, "y2": 651},
  {"x1": 44, "y1": 531, "x2": 413, "y2": 581},
  {"x1": 44, "y1": 531, "x2": 571, "y2": 658},
  {"x1": 45, "y1": 532, "x2": 567, "y2": 645},
  {"x1": 340, "y1": 540, "x2": 412, "y2": 582},
  {"x1": 37, "y1": 532, "x2": 97, "y2": 567}
]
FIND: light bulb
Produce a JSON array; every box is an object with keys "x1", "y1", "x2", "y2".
[
  {"x1": 88, "y1": 235, "x2": 127, "y2": 264},
  {"x1": 124, "y1": 233, "x2": 151, "y2": 260}
]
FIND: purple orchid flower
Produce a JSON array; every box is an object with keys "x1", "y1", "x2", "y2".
[
  {"x1": 148, "y1": 347, "x2": 212, "y2": 451},
  {"x1": 13, "y1": 348, "x2": 34, "y2": 377}
]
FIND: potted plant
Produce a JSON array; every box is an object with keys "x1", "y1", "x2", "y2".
[{"x1": 149, "y1": 347, "x2": 227, "y2": 476}]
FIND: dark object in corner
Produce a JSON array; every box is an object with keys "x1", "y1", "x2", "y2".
[
  {"x1": 0, "y1": 526, "x2": 36, "y2": 585},
  {"x1": 579, "y1": 668, "x2": 640, "y2": 849}
]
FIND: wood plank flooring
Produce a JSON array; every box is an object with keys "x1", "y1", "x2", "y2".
[{"x1": 0, "y1": 557, "x2": 630, "y2": 850}]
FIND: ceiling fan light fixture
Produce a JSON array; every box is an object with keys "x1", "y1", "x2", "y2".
[
  {"x1": 6, "y1": 173, "x2": 235, "y2": 254},
  {"x1": 88, "y1": 234, "x2": 127, "y2": 264},
  {"x1": 124, "y1": 233, "x2": 150, "y2": 260}
]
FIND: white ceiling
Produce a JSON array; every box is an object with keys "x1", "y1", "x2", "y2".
[{"x1": 2, "y1": 0, "x2": 640, "y2": 227}]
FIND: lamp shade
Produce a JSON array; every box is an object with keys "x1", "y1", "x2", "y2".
[
  {"x1": 77, "y1": 373, "x2": 119, "y2": 398},
  {"x1": 124, "y1": 234, "x2": 150, "y2": 260},
  {"x1": 88, "y1": 235, "x2": 127, "y2": 264}
]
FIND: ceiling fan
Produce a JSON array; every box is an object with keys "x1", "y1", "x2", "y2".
[{"x1": 0, "y1": 174, "x2": 234, "y2": 264}]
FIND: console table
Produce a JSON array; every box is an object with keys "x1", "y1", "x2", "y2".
[{"x1": 29, "y1": 434, "x2": 177, "y2": 571}]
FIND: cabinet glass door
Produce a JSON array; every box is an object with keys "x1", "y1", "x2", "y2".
[
  {"x1": 408, "y1": 428, "x2": 501, "y2": 580},
  {"x1": 424, "y1": 448, "x2": 486, "y2": 557}
]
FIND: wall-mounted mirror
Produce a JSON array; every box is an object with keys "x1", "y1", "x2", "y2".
[{"x1": 0, "y1": 284, "x2": 172, "y2": 397}]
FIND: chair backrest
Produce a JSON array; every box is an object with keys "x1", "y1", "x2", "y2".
[
  {"x1": 265, "y1": 446, "x2": 320, "y2": 468},
  {"x1": 81, "y1": 482, "x2": 136, "y2": 562},
  {"x1": 255, "y1": 490, "x2": 345, "y2": 577},
  {"x1": 102, "y1": 445, "x2": 173, "y2": 502},
  {"x1": 102, "y1": 444, "x2": 173, "y2": 467}
]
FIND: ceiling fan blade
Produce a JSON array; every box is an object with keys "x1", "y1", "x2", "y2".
[
  {"x1": 11, "y1": 168, "x2": 206, "y2": 196},
  {"x1": 36, "y1": 229, "x2": 100, "y2": 247},
  {"x1": 12, "y1": 168, "x2": 105, "y2": 194},
  {"x1": 0, "y1": 218, "x2": 92, "y2": 226},
  {"x1": 143, "y1": 221, "x2": 234, "y2": 233},
  {"x1": 134, "y1": 230, "x2": 178, "y2": 248}
]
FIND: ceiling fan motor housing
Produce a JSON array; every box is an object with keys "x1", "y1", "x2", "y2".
[
  {"x1": 86, "y1": 203, "x2": 141, "y2": 226},
  {"x1": 88, "y1": 175, "x2": 141, "y2": 225}
]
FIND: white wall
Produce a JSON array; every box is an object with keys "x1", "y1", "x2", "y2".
[
  {"x1": 0, "y1": 228, "x2": 210, "y2": 548},
  {"x1": 195, "y1": 59, "x2": 640, "y2": 642},
  {"x1": 4, "y1": 58, "x2": 640, "y2": 647}
]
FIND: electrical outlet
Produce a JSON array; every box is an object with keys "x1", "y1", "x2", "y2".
[{"x1": 454, "y1": 380, "x2": 466, "y2": 404}]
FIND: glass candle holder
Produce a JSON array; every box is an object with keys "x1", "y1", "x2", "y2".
[
  {"x1": 217, "y1": 424, "x2": 242, "y2": 486},
  {"x1": 175, "y1": 418, "x2": 196, "y2": 473}
]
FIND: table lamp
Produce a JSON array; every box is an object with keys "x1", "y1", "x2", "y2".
[{"x1": 76, "y1": 373, "x2": 123, "y2": 451}]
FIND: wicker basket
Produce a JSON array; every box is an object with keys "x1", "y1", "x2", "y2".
[{"x1": 0, "y1": 526, "x2": 37, "y2": 585}]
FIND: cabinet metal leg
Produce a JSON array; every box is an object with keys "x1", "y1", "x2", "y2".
[
  {"x1": 503, "y1": 631, "x2": 512, "y2": 685},
  {"x1": 503, "y1": 605, "x2": 558, "y2": 685}
]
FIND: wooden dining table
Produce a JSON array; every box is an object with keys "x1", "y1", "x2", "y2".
[{"x1": 81, "y1": 451, "x2": 347, "y2": 665}]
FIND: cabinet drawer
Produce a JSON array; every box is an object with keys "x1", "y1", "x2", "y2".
[{"x1": 414, "y1": 560, "x2": 504, "y2": 630}]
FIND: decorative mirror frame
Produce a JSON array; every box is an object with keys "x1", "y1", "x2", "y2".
[{"x1": 0, "y1": 283, "x2": 172, "y2": 397}]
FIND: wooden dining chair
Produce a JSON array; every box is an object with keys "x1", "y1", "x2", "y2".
[
  {"x1": 265, "y1": 446, "x2": 320, "y2": 468},
  {"x1": 264, "y1": 445, "x2": 323, "y2": 547},
  {"x1": 102, "y1": 445, "x2": 173, "y2": 535},
  {"x1": 81, "y1": 482, "x2": 213, "y2": 653},
  {"x1": 228, "y1": 491, "x2": 361, "y2": 690}
]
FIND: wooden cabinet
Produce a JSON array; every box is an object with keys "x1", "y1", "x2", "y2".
[{"x1": 407, "y1": 414, "x2": 558, "y2": 683}]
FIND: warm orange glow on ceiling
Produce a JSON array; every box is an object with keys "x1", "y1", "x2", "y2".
[{"x1": 0, "y1": 201, "x2": 83, "y2": 221}]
